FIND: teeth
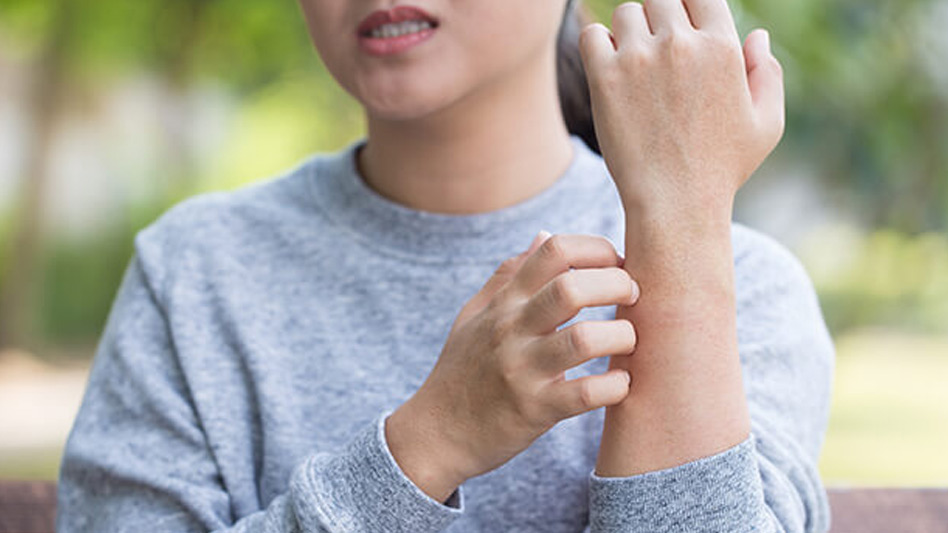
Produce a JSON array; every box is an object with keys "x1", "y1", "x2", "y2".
[{"x1": 369, "y1": 20, "x2": 432, "y2": 39}]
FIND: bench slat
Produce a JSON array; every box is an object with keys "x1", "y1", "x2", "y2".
[
  {"x1": 0, "y1": 480, "x2": 56, "y2": 533},
  {"x1": 829, "y1": 488, "x2": 948, "y2": 532}
]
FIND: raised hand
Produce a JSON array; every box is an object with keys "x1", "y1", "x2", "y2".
[
  {"x1": 576, "y1": 1, "x2": 779, "y2": 479},
  {"x1": 578, "y1": 0, "x2": 785, "y2": 218}
]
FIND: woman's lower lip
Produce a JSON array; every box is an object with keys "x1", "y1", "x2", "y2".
[{"x1": 358, "y1": 28, "x2": 436, "y2": 57}]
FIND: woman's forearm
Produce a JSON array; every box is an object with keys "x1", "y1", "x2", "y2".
[
  {"x1": 576, "y1": 0, "x2": 785, "y2": 479},
  {"x1": 595, "y1": 200, "x2": 750, "y2": 477}
]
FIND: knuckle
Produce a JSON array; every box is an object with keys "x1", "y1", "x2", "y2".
[
  {"x1": 499, "y1": 355, "x2": 524, "y2": 384},
  {"x1": 567, "y1": 323, "x2": 594, "y2": 357},
  {"x1": 578, "y1": 25, "x2": 597, "y2": 52},
  {"x1": 577, "y1": 380, "x2": 598, "y2": 411},
  {"x1": 703, "y1": 31, "x2": 737, "y2": 52},
  {"x1": 497, "y1": 256, "x2": 520, "y2": 274},
  {"x1": 579, "y1": 23, "x2": 602, "y2": 44},
  {"x1": 485, "y1": 312, "x2": 517, "y2": 350},
  {"x1": 551, "y1": 273, "x2": 581, "y2": 310},
  {"x1": 540, "y1": 234, "x2": 569, "y2": 264},
  {"x1": 618, "y1": 46, "x2": 653, "y2": 71},
  {"x1": 509, "y1": 382, "x2": 544, "y2": 422},
  {"x1": 661, "y1": 31, "x2": 693, "y2": 58},
  {"x1": 484, "y1": 290, "x2": 512, "y2": 316}
]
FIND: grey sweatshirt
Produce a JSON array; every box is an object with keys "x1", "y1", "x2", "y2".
[{"x1": 57, "y1": 135, "x2": 835, "y2": 532}]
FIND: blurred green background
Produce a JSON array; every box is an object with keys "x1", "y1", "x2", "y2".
[{"x1": 0, "y1": 0, "x2": 946, "y2": 484}]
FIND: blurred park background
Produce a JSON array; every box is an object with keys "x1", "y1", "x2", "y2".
[{"x1": 0, "y1": 0, "x2": 946, "y2": 485}]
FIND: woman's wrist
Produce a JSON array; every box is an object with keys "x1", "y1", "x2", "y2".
[
  {"x1": 385, "y1": 394, "x2": 473, "y2": 504},
  {"x1": 621, "y1": 193, "x2": 734, "y2": 283},
  {"x1": 618, "y1": 180, "x2": 735, "y2": 239}
]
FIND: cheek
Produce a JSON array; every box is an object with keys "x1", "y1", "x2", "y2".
[
  {"x1": 309, "y1": 27, "x2": 368, "y2": 103},
  {"x1": 453, "y1": 2, "x2": 562, "y2": 77}
]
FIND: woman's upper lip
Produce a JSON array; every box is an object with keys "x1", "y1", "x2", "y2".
[{"x1": 356, "y1": 5, "x2": 439, "y2": 36}]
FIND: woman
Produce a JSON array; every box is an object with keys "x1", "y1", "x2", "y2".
[{"x1": 57, "y1": 0, "x2": 834, "y2": 531}]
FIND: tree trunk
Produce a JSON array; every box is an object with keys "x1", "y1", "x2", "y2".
[{"x1": 0, "y1": 0, "x2": 74, "y2": 351}]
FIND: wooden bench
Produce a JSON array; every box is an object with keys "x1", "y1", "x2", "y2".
[
  {"x1": 0, "y1": 481, "x2": 56, "y2": 533},
  {"x1": 0, "y1": 481, "x2": 945, "y2": 532}
]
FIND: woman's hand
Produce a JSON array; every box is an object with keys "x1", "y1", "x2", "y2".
[
  {"x1": 386, "y1": 232, "x2": 639, "y2": 502},
  {"x1": 578, "y1": 0, "x2": 785, "y2": 218}
]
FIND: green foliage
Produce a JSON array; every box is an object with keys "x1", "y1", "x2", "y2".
[
  {"x1": 37, "y1": 234, "x2": 131, "y2": 344},
  {"x1": 34, "y1": 201, "x2": 168, "y2": 345},
  {"x1": 801, "y1": 227, "x2": 948, "y2": 333},
  {"x1": 1, "y1": 0, "x2": 946, "y2": 344},
  {"x1": 203, "y1": 71, "x2": 363, "y2": 191},
  {"x1": 0, "y1": 0, "x2": 52, "y2": 55},
  {"x1": 763, "y1": 0, "x2": 947, "y2": 232}
]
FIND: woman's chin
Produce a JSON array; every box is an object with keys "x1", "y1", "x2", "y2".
[
  {"x1": 353, "y1": 79, "x2": 461, "y2": 123},
  {"x1": 361, "y1": 96, "x2": 448, "y2": 124}
]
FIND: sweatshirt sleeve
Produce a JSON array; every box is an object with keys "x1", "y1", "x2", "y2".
[
  {"x1": 586, "y1": 229, "x2": 835, "y2": 533},
  {"x1": 57, "y1": 253, "x2": 464, "y2": 533}
]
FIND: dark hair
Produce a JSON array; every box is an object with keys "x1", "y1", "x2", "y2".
[{"x1": 557, "y1": 0, "x2": 600, "y2": 155}]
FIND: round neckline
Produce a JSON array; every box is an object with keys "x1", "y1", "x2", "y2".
[{"x1": 307, "y1": 135, "x2": 611, "y2": 264}]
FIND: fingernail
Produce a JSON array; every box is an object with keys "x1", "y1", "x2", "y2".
[
  {"x1": 629, "y1": 279, "x2": 640, "y2": 304},
  {"x1": 761, "y1": 29, "x2": 771, "y2": 49},
  {"x1": 528, "y1": 230, "x2": 552, "y2": 252}
]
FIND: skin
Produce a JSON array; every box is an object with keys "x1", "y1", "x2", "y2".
[
  {"x1": 298, "y1": 0, "x2": 575, "y2": 214},
  {"x1": 579, "y1": 0, "x2": 784, "y2": 477},
  {"x1": 298, "y1": 0, "x2": 784, "y2": 503}
]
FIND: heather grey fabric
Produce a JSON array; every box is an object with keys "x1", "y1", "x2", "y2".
[{"x1": 57, "y1": 136, "x2": 834, "y2": 532}]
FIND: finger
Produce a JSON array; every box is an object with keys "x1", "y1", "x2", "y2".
[
  {"x1": 642, "y1": 0, "x2": 692, "y2": 35},
  {"x1": 460, "y1": 230, "x2": 551, "y2": 320},
  {"x1": 682, "y1": 0, "x2": 738, "y2": 37},
  {"x1": 612, "y1": 2, "x2": 651, "y2": 48},
  {"x1": 547, "y1": 369, "x2": 632, "y2": 420},
  {"x1": 519, "y1": 268, "x2": 640, "y2": 333},
  {"x1": 511, "y1": 234, "x2": 622, "y2": 297},
  {"x1": 528, "y1": 319, "x2": 637, "y2": 375},
  {"x1": 579, "y1": 22, "x2": 616, "y2": 71},
  {"x1": 744, "y1": 29, "x2": 785, "y2": 139}
]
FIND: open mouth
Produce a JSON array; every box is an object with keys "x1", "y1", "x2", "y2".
[
  {"x1": 357, "y1": 6, "x2": 440, "y2": 40},
  {"x1": 362, "y1": 19, "x2": 437, "y2": 39}
]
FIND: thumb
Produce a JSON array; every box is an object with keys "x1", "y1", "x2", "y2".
[
  {"x1": 459, "y1": 230, "x2": 552, "y2": 320},
  {"x1": 744, "y1": 29, "x2": 785, "y2": 142}
]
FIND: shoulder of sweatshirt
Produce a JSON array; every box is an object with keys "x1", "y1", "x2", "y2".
[
  {"x1": 729, "y1": 221, "x2": 833, "y2": 360},
  {"x1": 731, "y1": 222, "x2": 816, "y2": 299}
]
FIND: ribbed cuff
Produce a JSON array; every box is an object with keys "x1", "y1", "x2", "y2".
[
  {"x1": 588, "y1": 436, "x2": 769, "y2": 533},
  {"x1": 291, "y1": 409, "x2": 464, "y2": 533}
]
